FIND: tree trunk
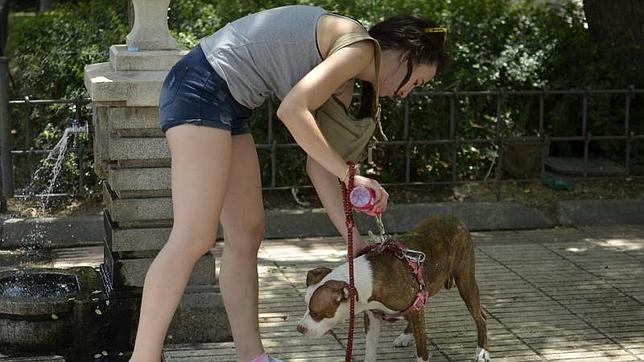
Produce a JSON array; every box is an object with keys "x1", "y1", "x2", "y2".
[
  {"x1": 0, "y1": 0, "x2": 8, "y2": 56},
  {"x1": 582, "y1": 0, "x2": 644, "y2": 60}
]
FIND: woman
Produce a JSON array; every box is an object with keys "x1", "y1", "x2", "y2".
[{"x1": 131, "y1": 5, "x2": 448, "y2": 362}]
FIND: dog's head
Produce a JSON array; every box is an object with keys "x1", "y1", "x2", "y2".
[{"x1": 297, "y1": 267, "x2": 354, "y2": 337}]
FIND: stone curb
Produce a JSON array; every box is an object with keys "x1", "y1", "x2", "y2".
[
  {"x1": 0, "y1": 215, "x2": 104, "y2": 249},
  {"x1": 559, "y1": 198, "x2": 644, "y2": 226},
  {"x1": 267, "y1": 201, "x2": 555, "y2": 239},
  {"x1": 1, "y1": 199, "x2": 642, "y2": 248}
]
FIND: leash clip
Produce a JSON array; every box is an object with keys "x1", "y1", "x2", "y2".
[
  {"x1": 403, "y1": 249, "x2": 426, "y2": 264},
  {"x1": 377, "y1": 237, "x2": 394, "y2": 254}
]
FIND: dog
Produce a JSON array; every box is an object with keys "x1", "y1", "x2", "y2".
[{"x1": 296, "y1": 215, "x2": 490, "y2": 361}]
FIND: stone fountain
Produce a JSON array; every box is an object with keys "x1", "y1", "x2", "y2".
[
  {"x1": 0, "y1": 267, "x2": 105, "y2": 359},
  {"x1": 84, "y1": 0, "x2": 230, "y2": 354},
  {"x1": 0, "y1": 119, "x2": 107, "y2": 359}
]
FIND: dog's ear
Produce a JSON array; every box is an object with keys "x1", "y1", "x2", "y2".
[
  {"x1": 306, "y1": 267, "x2": 333, "y2": 286},
  {"x1": 324, "y1": 280, "x2": 351, "y2": 302}
]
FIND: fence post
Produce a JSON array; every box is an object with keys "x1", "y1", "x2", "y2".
[
  {"x1": 0, "y1": 56, "x2": 14, "y2": 208},
  {"x1": 75, "y1": 97, "x2": 84, "y2": 195}
]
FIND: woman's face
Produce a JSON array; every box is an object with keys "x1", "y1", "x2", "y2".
[{"x1": 379, "y1": 50, "x2": 438, "y2": 98}]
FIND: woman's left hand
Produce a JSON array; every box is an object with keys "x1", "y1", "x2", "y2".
[{"x1": 352, "y1": 175, "x2": 389, "y2": 215}]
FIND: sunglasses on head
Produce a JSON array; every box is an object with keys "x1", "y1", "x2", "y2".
[{"x1": 424, "y1": 27, "x2": 448, "y2": 47}]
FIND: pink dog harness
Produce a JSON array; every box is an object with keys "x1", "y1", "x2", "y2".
[{"x1": 357, "y1": 239, "x2": 429, "y2": 321}]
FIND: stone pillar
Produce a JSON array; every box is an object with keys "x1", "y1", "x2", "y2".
[
  {"x1": 84, "y1": 0, "x2": 230, "y2": 351},
  {"x1": 126, "y1": 0, "x2": 177, "y2": 51}
]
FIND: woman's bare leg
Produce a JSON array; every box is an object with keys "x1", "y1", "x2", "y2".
[
  {"x1": 218, "y1": 133, "x2": 266, "y2": 361},
  {"x1": 131, "y1": 125, "x2": 232, "y2": 362},
  {"x1": 306, "y1": 156, "x2": 366, "y2": 254}
]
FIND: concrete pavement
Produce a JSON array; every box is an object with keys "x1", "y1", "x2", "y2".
[
  {"x1": 162, "y1": 224, "x2": 644, "y2": 361},
  {"x1": 1, "y1": 224, "x2": 643, "y2": 361}
]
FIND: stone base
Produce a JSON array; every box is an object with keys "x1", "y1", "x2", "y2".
[
  {"x1": 102, "y1": 238, "x2": 218, "y2": 289},
  {"x1": 167, "y1": 286, "x2": 231, "y2": 344},
  {"x1": 110, "y1": 45, "x2": 187, "y2": 71},
  {"x1": 103, "y1": 286, "x2": 231, "y2": 354},
  {"x1": 103, "y1": 182, "x2": 172, "y2": 228},
  {"x1": 109, "y1": 167, "x2": 170, "y2": 199}
]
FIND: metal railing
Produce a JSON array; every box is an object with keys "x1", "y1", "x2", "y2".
[
  {"x1": 256, "y1": 87, "x2": 643, "y2": 202},
  {"x1": 3, "y1": 87, "x2": 642, "y2": 200},
  {"x1": 6, "y1": 96, "x2": 91, "y2": 198}
]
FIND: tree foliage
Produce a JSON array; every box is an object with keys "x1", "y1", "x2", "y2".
[
  {"x1": 7, "y1": 0, "x2": 643, "y2": 194},
  {"x1": 8, "y1": 0, "x2": 127, "y2": 196}
]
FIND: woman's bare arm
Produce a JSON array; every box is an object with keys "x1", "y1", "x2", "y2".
[{"x1": 277, "y1": 41, "x2": 374, "y2": 180}]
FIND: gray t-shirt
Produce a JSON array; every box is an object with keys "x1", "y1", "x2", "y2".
[{"x1": 200, "y1": 5, "x2": 328, "y2": 109}]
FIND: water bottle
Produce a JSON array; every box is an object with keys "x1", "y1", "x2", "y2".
[{"x1": 349, "y1": 185, "x2": 377, "y2": 213}]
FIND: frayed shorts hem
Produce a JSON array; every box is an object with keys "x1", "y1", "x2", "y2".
[{"x1": 161, "y1": 118, "x2": 251, "y2": 135}]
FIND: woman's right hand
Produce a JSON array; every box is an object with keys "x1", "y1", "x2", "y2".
[{"x1": 349, "y1": 174, "x2": 389, "y2": 215}]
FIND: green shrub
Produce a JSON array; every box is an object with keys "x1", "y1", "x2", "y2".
[
  {"x1": 8, "y1": 0, "x2": 643, "y2": 197},
  {"x1": 9, "y1": 0, "x2": 127, "y2": 197},
  {"x1": 11, "y1": 1, "x2": 127, "y2": 98}
]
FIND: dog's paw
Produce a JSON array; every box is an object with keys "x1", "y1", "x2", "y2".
[
  {"x1": 393, "y1": 333, "x2": 414, "y2": 347},
  {"x1": 475, "y1": 346, "x2": 490, "y2": 362}
]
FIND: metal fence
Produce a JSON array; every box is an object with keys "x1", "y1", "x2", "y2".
[
  {"x1": 256, "y1": 87, "x2": 643, "y2": 192},
  {"x1": 3, "y1": 87, "x2": 642, "y2": 199},
  {"x1": 6, "y1": 96, "x2": 91, "y2": 198}
]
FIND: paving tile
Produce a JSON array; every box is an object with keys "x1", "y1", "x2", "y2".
[
  {"x1": 521, "y1": 227, "x2": 590, "y2": 243},
  {"x1": 162, "y1": 226, "x2": 644, "y2": 361}
]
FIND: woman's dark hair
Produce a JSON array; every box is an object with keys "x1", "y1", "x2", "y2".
[
  {"x1": 358, "y1": 15, "x2": 450, "y2": 117},
  {"x1": 370, "y1": 15, "x2": 449, "y2": 75}
]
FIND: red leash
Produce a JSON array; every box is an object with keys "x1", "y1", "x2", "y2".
[{"x1": 340, "y1": 162, "x2": 357, "y2": 362}]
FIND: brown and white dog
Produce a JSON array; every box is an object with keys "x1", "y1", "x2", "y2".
[{"x1": 297, "y1": 215, "x2": 490, "y2": 361}]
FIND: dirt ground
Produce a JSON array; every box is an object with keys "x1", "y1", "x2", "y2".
[
  {"x1": 7, "y1": 177, "x2": 642, "y2": 223},
  {"x1": 264, "y1": 178, "x2": 644, "y2": 221}
]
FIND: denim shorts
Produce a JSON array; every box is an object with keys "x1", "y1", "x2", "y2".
[{"x1": 159, "y1": 44, "x2": 253, "y2": 134}]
